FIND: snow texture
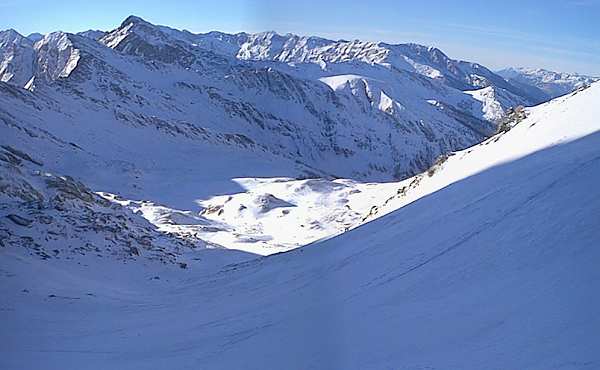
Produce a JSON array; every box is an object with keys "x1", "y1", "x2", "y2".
[{"x1": 1, "y1": 15, "x2": 599, "y2": 370}]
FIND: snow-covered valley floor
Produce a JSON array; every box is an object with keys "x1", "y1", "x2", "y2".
[
  {"x1": 1, "y1": 83, "x2": 599, "y2": 369},
  {"x1": 2, "y1": 15, "x2": 600, "y2": 369}
]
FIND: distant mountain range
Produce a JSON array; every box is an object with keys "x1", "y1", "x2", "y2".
[
  {"x1": 497, "y1": 66, "x2": 598, "y2": 102},
  {"x1": 0, "y1": 16, "x2": 594, "y2": 253},
  {"x1": 2, "y1": 15, "x2": 600, "y2": 370},
  {"x1": 1, "y1": 15, "x2": 597, "y2": 255}
]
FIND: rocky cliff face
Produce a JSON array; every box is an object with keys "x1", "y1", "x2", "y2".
[{"x1": 0, "y1": 30, "x2": 36, "y2": 87}]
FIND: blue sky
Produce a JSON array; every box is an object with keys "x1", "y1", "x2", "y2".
[{"x1": 1, "y1": 0, "x2": 599, "y2": 75}]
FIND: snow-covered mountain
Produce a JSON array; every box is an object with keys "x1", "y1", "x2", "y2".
[
  {"x1": 77, "y1": 30, "x2": 107, "y2": 40},
  {"x1": 2, "y1": 79, "x2": 598, "y2": 369},
  {"x1": 0, "y1": 17, "x2": 507, "y2": 183},
  {"x1": 1, "y1": 14, "x2": 599, "y2": 370},
  {"x1": 26, "y1": 32, "x2": 44, "y2": 43},
  {"x1": 0, "y1": 29, "x2": 36, "y2": 87},
  {"x1": 2, "y1": 16, "x2": 594, "y2": 256},
  {"x1": 1, "y1": 16, "x2": 546, "y2": 255},
  {"x1": 497, "y1": 66, "x2": 599, "y2": 101},
  {"x1": 231, "y1": 33, "x2": 534, "y2": 98}
]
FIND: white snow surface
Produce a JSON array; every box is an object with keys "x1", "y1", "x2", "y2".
[
  {"x1": 497, "y1": 66, "x2": 599, "y2": 102},
  {"x1": 464, "y1": 85, "x2": 526, "y2": 121},
  {"x1": 366, "y1": 83, "x2": 600, "y2": 221},
  {"x1": 1, "y1": 16, "x2": 534, "y2": 254},
  {"x1": 0, "y1": 82, "x2": 598, "y2": 370},
  {"x1": 1, "y1": 16, "x2": 599, "y2": 369}
]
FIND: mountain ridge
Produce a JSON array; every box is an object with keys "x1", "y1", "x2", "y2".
[
  {"x1": 0, "y1": 16, "x2": 595, "y2": 255},
  {"x1": 2, "y1": 79, "x2": 598, "y2": 370},
  {"x1": 497, "y1": 66, "x2": 598, "y2": 101}
]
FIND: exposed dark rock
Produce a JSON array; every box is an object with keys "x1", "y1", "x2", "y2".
[
  {"x1": 1, "y1": 145, "x2": 43, "y2": 166},
  {"x1": 6, "y1": 214, "x2": 33, "y2": 227}
]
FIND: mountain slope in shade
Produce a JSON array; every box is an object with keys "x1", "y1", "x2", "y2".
[
  {"x1": 77, "y1": 30, "x2": 107, "y2": 40},
  {"x1": 1, "y1": 82, "x2": 598, "y2": 370},
  {"x1": 26, "y1": 32, "x2": 44, "y2": 43},
  {"x1": 497, "y1": 67, "x2": 599, "y2": 101},
  {"x1": 0, "y1": 144, "x2": 202, "y2": 263}
]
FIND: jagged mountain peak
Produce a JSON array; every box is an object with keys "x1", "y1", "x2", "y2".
[
  {"x1": 120, "y1": 15, "x2": 152, "y2": 28},
  {"x1": 0, "y1": 29, "x2": 35, "y2": 86},
  {"x1": 101, "y1": 15, "x2": 186, "y2": 53},
  {"x1": 67, "y1": 18, "x2": 538, "y2": 103},
  {"x1": 0, "y1": 28, "x2": 23, "y2": 37},
  {"x1": 229, "y1": 32, "x2": 534, "y2": 101},
  {"x1": 389, "y1": 42, "x2": 445, "y2": 55},
  {"x1": 35, "y1": 31, "x2": 72, "y2": 46},
  {"x1": 204, "y1": 30, "x2": 248, "y2": 39},
  {"x1": 30, "y1": 31, "x2": 84, "y2": 84},
  {"x1": 0, "y1": 29, "x2": 31, "y2": 45},
  {"x1": 499, "y1": 66, "x2": 598, "y2": 80}
]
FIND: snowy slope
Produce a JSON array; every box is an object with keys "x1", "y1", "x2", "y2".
[
  {"x1": 365, "y1": 83, "x2": 600, "y2": 221},
  {"x1": 1, "y1": 82, "x2": 599, "y2": 370},
  {"x1": 464, "y1": 85, "x2": 529, "y2": 121},
  {"x1": 0, "y1": 16, "x2": 537, "y2": 254}
]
